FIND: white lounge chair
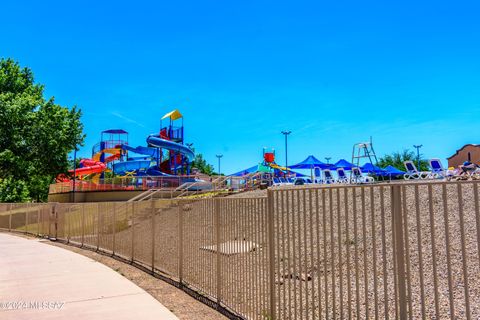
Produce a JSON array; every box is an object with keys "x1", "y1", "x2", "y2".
[
  {"x1": 323, "y1": 169, "x2": 336, "y2": 184},
  {"x1": 351, "y1": 167, "x2": 374, "y2": 184},
  {"x1": 336, "y1": 168, "x2": 350, "y2": 183},
  {"x1": 279, "y1": 177, "x2": 293, "y2": 185},
  {"x1": 403, "y1": 161, "x2": 429, "y2": 180},
  {"x1": 272, "y1": 177, "x2": 282, "y2": 186},
  {"x1": 313, "y1": 167, "x2": 322, "y2": 184},
  {"x1": 428, "y1": 158, "x2": 447, "y2": 179}
]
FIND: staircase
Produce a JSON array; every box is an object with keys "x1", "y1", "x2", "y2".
[{"x1": 127, "y1": 175, "x2": 232, "y2": 202}]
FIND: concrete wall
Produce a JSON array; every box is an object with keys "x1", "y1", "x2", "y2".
[
  {"x1": 48, "y1": 190, "x2": 185, "y2": 203},
  {"x1": 448, "y1": 144, "x2": 480, "y2": 168},
  {"x1": 48, "y1": 190, "x2": 144, "y2": 203}
]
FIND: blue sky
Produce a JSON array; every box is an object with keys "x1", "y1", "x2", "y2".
[{"x1": 2, "y1": 1, "x2": 480, "y2": 174}]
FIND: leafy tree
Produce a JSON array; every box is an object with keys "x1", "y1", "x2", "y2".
[
  {"x1": 0, "y1": 58, "x2": 85, "y2": 202},
  {"x1": 190, "y1": 151, "x2": 215, "y2": 175},
  {"x1": 377, "y1": 149, "x2": 429, "y2": 171}
]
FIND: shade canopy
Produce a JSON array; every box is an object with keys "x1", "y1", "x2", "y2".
[
  {"x1": 383, "y1": 165, "x2": 405, "y2": 176},
  {"x1": 361, "y1": 163, "x2": 386, "y2": 174},
  {"x1": 333, "y1": 159, "x2": 355, "y2": 170},
  {"x1": 230, "y1": 165, "x2": 259, "y2": 177},
  {"x1": 102, "y1": 129, "x2": 128, "y2": 134},
  {"x1": 290, "y1": 155, "x2": 330, "y2": 169},
  {"x1": 161, "y1": 109, "x2": 183, "y2": 121},
  {"x1": 230, "y1": 165, "x2": 307, "y2": 177}
]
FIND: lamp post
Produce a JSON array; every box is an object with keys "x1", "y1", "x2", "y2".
[
  {"x1": 281, "y1": 131, "x2": 291, "y2": 175},
  {"x1": 216, "y1": 154, "x2": 223, "y2": 176},
  {"x1": 325, "y1": 157, "x2": 331, "y2": 164},
  {"x1": 413, "y1": 144, "x2": 423, "y2": 170}
]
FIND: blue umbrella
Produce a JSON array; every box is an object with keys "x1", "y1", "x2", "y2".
[
  {"x1": 383, "y1": 165, "x2": 405, "y2": 176},
  {"x1": 333, "y1": 159, "x2": 355, "y2": 170},
  {"x1": 361, "y1": 163, "x2": 386, "y2": 174},
  {"x1": 290, "y1": 155, "x2": 331, "y2": 169}
]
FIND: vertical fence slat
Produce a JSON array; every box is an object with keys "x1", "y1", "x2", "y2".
[
  {"x1": 267, "y1": 189, "x2": 276, "y2": 320},
  {"x1": 442, "y1": 183, "x2": 456, "y2": 318},
  {"x1": 427, "y1": 184, "x2": 440, "y2": 318},
  {"x1": 457, "y1": 183, "x2": 471, "y2": 320},
  {"x1": 414, "y1": 185, "x2": 426, "y2": 320},
  {"x1": 393, "y1": 185, "x2": 408, "y2": 320}
]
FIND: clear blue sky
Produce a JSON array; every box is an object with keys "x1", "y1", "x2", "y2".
[{"x1": 2, "y1": 1, "x2": 480, "y2": 174}]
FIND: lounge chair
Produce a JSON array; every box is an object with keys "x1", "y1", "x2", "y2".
[
  {"x1": 403, "y1": 161, "x2": 429, "y2": 180},
  {"x1": 336, "y1": 168, "x2": 350, "y2": 183},
  {"x1": 313, "y1": 167, "x2": 322, "y2": 184},
  {"x1": 279, "y1": 177, "x2": 293, "y2": 185},
  {"x1": 322, "y1": 169, "x2": 336, "y2": 184},
  {"x1": 428, "y1": 158, "x2": 447, "y2": 179},
  {"x1": 287, "y1": 177, "x2": 296, "y2": 184},
  {"x1": 272, "y1": 177, "x2": 282, "y2": 186},
  {"x1": 351, "y1": 167, "x2": 374, "y2": 184}
]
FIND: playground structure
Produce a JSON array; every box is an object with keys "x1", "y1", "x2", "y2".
[
  {"x1": 53, "y1": 110, "x2": 199, "y2": 195},
  {"x1": 261, "y1": 148, "x2": 290, "y2": 175}
]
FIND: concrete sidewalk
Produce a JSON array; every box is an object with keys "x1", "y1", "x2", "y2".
[{"x1": 0, "y1": 233, "x2": 178, "y2": 320}]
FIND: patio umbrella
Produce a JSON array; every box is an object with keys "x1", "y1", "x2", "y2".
[
  {"x1": 290, "y1": 155, "x2": 331, "y2": 180},
  {"x1": 333, "y1": 159, "x2": 355, "y2": 170}
]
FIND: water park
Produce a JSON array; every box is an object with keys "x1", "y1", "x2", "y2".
[{"x1": 49, "y1": 111, "x2": 480, "y2": 203}]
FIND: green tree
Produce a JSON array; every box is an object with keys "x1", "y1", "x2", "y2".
[
  {"x1": 0, "y1": 58, "x2": 85, "y2": 202},
  {"x1": 377, "y1": 149, "x2": 429, "y2": 171},
  {"x1": 191, "y1": 152, "x2": 215, "y2": 175}
]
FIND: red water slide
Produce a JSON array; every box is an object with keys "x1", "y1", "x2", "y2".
[{"x1": 70, "y1": 159, "x2": 107, "y2": 177}]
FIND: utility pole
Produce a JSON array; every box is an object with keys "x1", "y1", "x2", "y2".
[
  {"x1": 413, "y1": 145, "x2": 423, "y2": 170},
  {"x1": 325, "y1": 157, "x2": 331, "y2": 164},
  {"x1": 216, "y1": 154, "x2": 223, "y2": 176},
  {"x1": 281, "y1": 131, "x2": 291, "y2": 174}
]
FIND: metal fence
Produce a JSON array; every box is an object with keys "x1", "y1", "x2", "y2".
[{"x1": 1, "y1": 180, "x2": 480, "y2": 319}]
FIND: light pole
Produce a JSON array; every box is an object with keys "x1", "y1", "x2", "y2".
[
  {"x1": 216, "y1": 154, "x2": 223, "y2": 176},
  {"x1": 325, "y1": 157, "x2": 331, "y2": 164},
  {"x1": 413, "y1": 144, "x2": 423, "y2": 170},
  {"x1": 281, "y1": 131, "x2": 291, "y2": 175}
]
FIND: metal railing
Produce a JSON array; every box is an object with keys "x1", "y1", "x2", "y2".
[
  {"x1": 49, "y1": 176, "x2": 198, "y2": 194},
  {"x1": 49, "y1": 175, "x2": 258, "y2": 195},
  {"x1": 2, "y1": 180, "x2": 480, "y2": 319}
]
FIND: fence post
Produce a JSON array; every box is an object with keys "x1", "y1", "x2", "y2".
[
  {"x1": 151, "y1": 199, "x2": 156, "y2": 273},
  {"x1": 37, "y1": 207, "x2": 41, "y2": 236},
  {"x1": 112, "y1": 203, "x2": 116, "y2": 255},
  {"x1": 97, "y1": 203, "x2": 101, "y2": 251},
  {"x1": 392, "y1": 185, "x2": 408, "y2": 320},
  {"x1": 25, "y1": 205, "x2": 29, "y2": 234},
  {"x1": 131, "y1": 202, "x2": 135, "y2": 262},
  {"x1": 81, "y1": 205, "x2": 85, "y2": 247},
  {"x1": 66, "y1": 206, "x2": 70, "y2": 244},
  {"x1": 267, "y1": 189, "x2": 276, "y2": 320},
  {"x1": 54, "y1": 204, "x2": 58, "y2": 240},
  {"x1": 8, "y1": 204, "x2": 12, "y2": 232},
  {"x1": 215, "y1": 198, "x2": 222, "y2": 306},
  {"x1": 178, "y1": 201, "x2": 184, "y2": 285}
]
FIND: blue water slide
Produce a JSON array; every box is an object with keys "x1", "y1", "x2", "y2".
[
  {"x1": 113, "y1": 160, "x2": 152, "y2": 175},
  {"x1": 121, "y1": 144, "x2": 159, "y2": 158},
  {"x1": 146, "y1": 135, "x2": 195, "y2": 161}
]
